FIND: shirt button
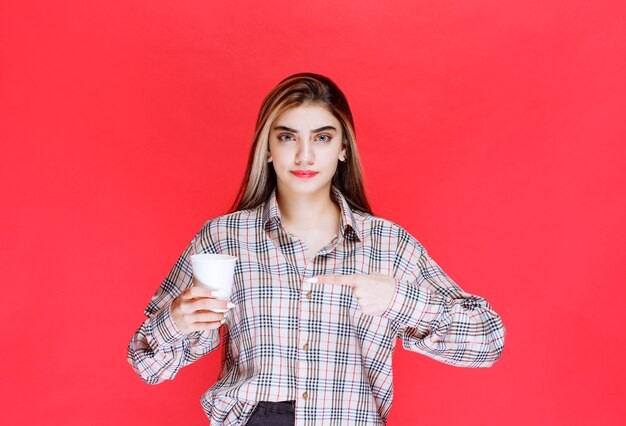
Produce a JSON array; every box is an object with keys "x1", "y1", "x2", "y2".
[
  {"x1": 303, "y1": 343, "x2": 309, "y2": 351},
  {"x1": 302, "y1": 391, "x2": 308, "y2": 400},
  {"x1": 306, "y1": 291, "x2": 312, "y2": 299}
]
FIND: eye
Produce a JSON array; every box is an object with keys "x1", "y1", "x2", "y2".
[
  {"x1": 315, "y1": 133, "x2": 332, "y2": 143},
  {"x1": 277, "y1": 133, "x2": 295, "y2": 142}
]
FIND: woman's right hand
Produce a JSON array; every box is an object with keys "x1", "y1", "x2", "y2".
[{"x1": 170, "y1": 282, "x2": 234, "y2": 333}]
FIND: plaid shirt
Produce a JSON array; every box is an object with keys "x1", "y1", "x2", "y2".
[{"x1": 128, "y1": 185, "x2": 505, "y2": 425}]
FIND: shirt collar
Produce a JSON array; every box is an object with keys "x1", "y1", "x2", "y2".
[{"x1": 262, "y1": 185, "x2": 363, "y2": 242}]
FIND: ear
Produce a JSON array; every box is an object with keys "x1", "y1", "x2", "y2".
[
  {"x1": 339, "y1": 145, "x2": 347, "y2": 162},
  {"x1": 267, "y1": 151, "x2": 272, "y2": 163}
]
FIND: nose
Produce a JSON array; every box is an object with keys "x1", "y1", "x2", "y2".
[{"x1": 295, "y1": 139, "x2": 314, "y2": 165}]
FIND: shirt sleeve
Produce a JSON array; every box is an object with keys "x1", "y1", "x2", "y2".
[
  {"x1": 127, "y1": 227, "x2": 221, "y2": 384},
  {"x1": 382, "y1": 230, "x2": 506, "y2": 368}
]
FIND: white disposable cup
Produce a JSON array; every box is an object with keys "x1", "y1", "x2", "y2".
[{"x1": 190, "y1": 254, "x2": 237, "y2": 300}]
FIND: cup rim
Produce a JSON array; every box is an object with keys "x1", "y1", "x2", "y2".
[{"x1": 190, "y1": 254, "x2": 237, "y2": 262}]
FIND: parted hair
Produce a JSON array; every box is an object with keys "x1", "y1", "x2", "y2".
[{"x1": 229, "y1": 72, "x2": 373, "y2": 215}]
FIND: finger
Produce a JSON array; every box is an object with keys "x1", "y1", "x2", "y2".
[
  {"x1": 179, "y1": 298, "x2": 218, "y2": 315},
  {"x1": 189, "y1": 311, "x2": 224, "y2": 323},
  {"x1": 189, "y1": 320, "x2": 224, "y2": 331},
  {"x1": 310, "y1": 274, "x2": 355, "y2": 286},
  {"x1": 182, "y1": 285, "x2": 216, "y2": 300},
  {"x1": 189, "y1": 298, "x2": 234, "y2": 312}
]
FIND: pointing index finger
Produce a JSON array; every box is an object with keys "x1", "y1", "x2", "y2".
[{"x1": 309, "y1": 274, "x2": 354, "y2": 286}]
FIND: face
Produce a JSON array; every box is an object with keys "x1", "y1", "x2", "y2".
[{"x1": 267, "y1": 103, "x2": 346, "y2": 196}]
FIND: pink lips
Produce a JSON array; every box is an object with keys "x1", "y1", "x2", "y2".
[{"x1": 290, "y1": 170, "x2": 319, "y2": 178}]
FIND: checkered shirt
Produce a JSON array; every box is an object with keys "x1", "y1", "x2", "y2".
[{"x1": 128, "y1": 185, "x2": 505, "y2": 425}]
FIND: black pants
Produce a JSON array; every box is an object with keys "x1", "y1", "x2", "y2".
[{"x1": 245, "y1": 400, "x2": 296, "y2": 426}]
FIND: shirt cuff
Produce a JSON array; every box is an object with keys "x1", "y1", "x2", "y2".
[
  {"x1": 382, "y1": 279, "x2": 441, "y2": 328},
  {"x1": 150, "y1": 301, "x2": 188, "y2": 346}
]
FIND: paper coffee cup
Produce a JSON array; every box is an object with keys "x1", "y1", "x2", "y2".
[{"x1": 190, "y1": 254, "x2": 237, "y2": 300}]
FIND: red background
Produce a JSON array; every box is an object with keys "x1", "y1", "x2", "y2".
[{"x1": 1, "y1": 1, "x2": 625, "y2": 424}]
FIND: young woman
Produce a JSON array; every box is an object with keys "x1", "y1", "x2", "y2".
[{"x1": 128, "y1": 73, "x2": 506, "y2": 426}]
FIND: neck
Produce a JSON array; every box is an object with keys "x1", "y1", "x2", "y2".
[{"x1": 276, "y1": 184, "x2": 340, "y2": 233}]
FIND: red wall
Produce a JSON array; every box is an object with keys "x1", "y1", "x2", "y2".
[{"x1": 2, "y1": 1, "x2": 625, "y2": 424}]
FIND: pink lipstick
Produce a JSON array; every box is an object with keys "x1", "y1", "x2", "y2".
[{"x1": 290, "y1": 170, "x2": 319, "y2": 178}]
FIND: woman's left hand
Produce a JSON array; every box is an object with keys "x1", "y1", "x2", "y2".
[{"x1": 311, "y1": 272, "x2": 397, "y2": 317}]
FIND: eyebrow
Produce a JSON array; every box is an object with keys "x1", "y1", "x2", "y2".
[{"x1": 273, "y1": 125, "x2": 337, "y2": 133}]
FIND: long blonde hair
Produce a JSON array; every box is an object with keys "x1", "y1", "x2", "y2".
[{"x1": 229, "y1": 73, "x2": 373, "y2": 215}]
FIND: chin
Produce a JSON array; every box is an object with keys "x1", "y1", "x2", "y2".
[{"x1": 279, "y1": 177, "x2": 331, "y2": 194}]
